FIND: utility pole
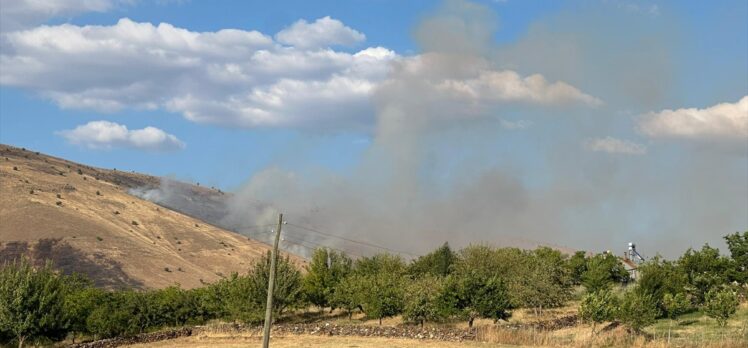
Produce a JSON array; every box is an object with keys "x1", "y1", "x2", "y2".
[{"x1": 262, "y1": 213, "x2": 283, "y2": 348}]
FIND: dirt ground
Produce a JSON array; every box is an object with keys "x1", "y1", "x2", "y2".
[{"x1": 126, "y1": 334, "x2": 516, "y2": 348}]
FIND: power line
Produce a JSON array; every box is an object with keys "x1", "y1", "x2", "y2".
[
  {"x1": 249, "y1": 228, "x2": 364, "y2": 258},
  {"x1": 285, "y1": 222, "x2": 419, "y2": 257}
]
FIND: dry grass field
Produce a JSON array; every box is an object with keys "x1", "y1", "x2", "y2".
[
  {"x1": 0, "y1": 144, "x2": 304, "y2": 289},
  {"x1": 119, "y1": 303, "x2": 747, "y2": 348}
]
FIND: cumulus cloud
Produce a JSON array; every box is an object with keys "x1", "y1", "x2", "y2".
[
  {"x1": 638, "y1": 96, "x2": 748, "y2": 141},
  {"x1": 275, "y1": 16, "x2": 365, "y2": 49},
  {"x1": 0, "y1": 0, "x2": 127, "y2": 32},
  {"x1": 57, "y1": 120, "x2": 185, "y2": 151},
  {"x1": 584, "y1": 136, "x2": 647, "y2": 155},
  {"x1": 1, "y1": 17, "x2": 599, "y2": 131}
]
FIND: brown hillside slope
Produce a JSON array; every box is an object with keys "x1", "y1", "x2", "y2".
[{"x1": 0, "y1": 144, "x2": 304, "y2": 289}]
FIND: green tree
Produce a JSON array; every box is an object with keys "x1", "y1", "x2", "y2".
[
  {"x1": 678, "y1": 244, "x2": 731, "y2": 304},
  {"x1": 578, "y1": 288, "x2": 618, "y2": 335},
  {"x1": 724, "y1": 231, "x2": 748, "y2": 284},
  {"x1": 635, "y1": 256, "x2": 688, "y2": 314},
  {"x1": 408, "y1": 242, "x2": 457, "y2": 278},
  {"x1": 514, "y1": 248, "x2": 572, "y2": 314},
  {"x1": 330, "y1": 275, "x2": 365, "y2": 320},
  {"x1": 0, "y1": 259, "x2": 69, "y2": 347},
  {"x1": 359, "y1": 269, "x2": 405, "y2": 325},
  {"x1": 403, "y1": 276, "x2": 447, "y2": 326},
  {"x1": 302, "y1": 248, "x2": 352, "y2": 310},
  {"x1": 567, "y1": 251, "x2": 588, "y2": 285},
  {"x1": 703, "y1": 288, "x2": 739, "y2": 327},
  {"x1": 441, "y1": 270, "x2": 511, "y2": 328},
  {"x1": 354, "y1": 253, "x2": 406, "y2": 276},
  {"x1": 582, "y1": 253, "x2": 628, "y2": 293},
  {"x1": 617, "y1": 290, "x2": 659, "y2": 333},
  {"x1": 225, "y1": 252, "x2": 303, "y2": 323},
  {"x1": 662, "y1": 293, "x2": 690, "y2": 342},
  {"x1": 63, "y1": 284, "x2": 104, "y2": 342}
]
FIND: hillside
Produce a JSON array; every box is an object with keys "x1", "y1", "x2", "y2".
[{"x1": 0, "y1": 144, "x2": 304, "y2": 289}]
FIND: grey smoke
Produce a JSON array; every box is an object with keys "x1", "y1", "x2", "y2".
[{"x1": 137, "y1": 0, "x2": 747, "y2": 259}]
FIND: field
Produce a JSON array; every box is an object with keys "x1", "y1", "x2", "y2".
[{"x1": 118, "y1": 303, "x2": 748, "y2": 348}]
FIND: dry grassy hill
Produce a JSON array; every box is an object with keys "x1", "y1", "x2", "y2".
[{"x1": 0, "y1": 144, "x2": 304, "y2": 289}]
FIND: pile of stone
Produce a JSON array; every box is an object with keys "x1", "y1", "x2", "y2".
[{"x1": 68, "y1": 328, "x2": 192, "y2": 348}]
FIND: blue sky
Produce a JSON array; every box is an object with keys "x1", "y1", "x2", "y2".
[{"x1": 0, "y1": 0, "x2": 746, "y2": 254}]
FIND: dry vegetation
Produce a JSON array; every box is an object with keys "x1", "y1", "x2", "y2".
[{"x1": 0, "y1": 144, "x2": 304, "y2": 289}]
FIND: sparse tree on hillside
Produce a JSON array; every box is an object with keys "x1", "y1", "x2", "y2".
[{"x1": 704, "y1": 288, "x2": 739, "y2": 327}]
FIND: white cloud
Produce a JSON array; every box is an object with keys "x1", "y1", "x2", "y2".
[
  {"x1": 639, "y1": 96, "x2": 748, "y2": 141},
  {"x1": 0, "y1": 0, "x2": 128, "y2": 32},
  {"x1": 584, "y1": 136, "x2": 647, "y2": 155},
  {"x1": 1, "y1": 18, "x2": 600, "y2": 130},
  {"x1": 437, "y1": 70, "x2": 603, "y2": 106},
  {"x1": 57, "y1": 120, "x2": 185, "y2": 151},
  {"x1": 275, "y1": 16, "x2": 365, "y2": 49}
]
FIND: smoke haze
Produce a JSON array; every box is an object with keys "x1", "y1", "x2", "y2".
[{"x1": 139, "y1": 0, "x2": 748, "y2": 259}]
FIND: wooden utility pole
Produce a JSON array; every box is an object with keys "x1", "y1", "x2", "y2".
[{"x1": 262, "y1": 213, "x2": 283, "y2": 348}]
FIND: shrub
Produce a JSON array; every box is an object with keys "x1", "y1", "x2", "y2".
[{"x1": 131, "y1": 221, "x2": 139, "y2": 226}]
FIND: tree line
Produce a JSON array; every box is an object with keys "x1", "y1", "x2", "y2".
[{"x1": 1, "y1": 231, "x2": 746, "y2": 347}]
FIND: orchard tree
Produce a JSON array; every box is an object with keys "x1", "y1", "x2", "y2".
[
  {"x1": 0, "y1": 259, "x2": 69, "y2": 347},
  {"x1": 403, "y1": 275, "x2": 446, "y2": 326},
  {"x1": 408, "y1": 242, "x2": 457, "y2": 278},
  {"x1": 724, "y1": 231, "x2": 748, "y2": 284},
  {"x1": 330, "y1": 275, "x2": 365, "y2": 320},
  {"x1": 678, "y1": 244, "x2": 731, "y2": 303},
  {"x1": 359, "y1": 268, "x2": 405, "y2": 325},
  {"x1": 635, "y1": 256, "x2": 688, "y2": 313},
  {"x1": 567, "y1": 251, "x2": 588, "y2": 285},
  {"x1": 302, "y1": 248, "x2": 352, "y2": 310},
  {"x1": 578, "y1": 288, "x2": 618, "y2": 335},
  {"x1": 662, "y1": 293, "x2": 690, "y2": 342},
  {"x1": 704, "y1": 288, "x2": 739, "y2": 327},
  {"x1": 441, "y1": 270, "x2": 511, "y2": 328},
  {"x1": 582, "y1": 253, "x2": 628, "y2": 293},
  {"x1": 617, "y1": 290, "x2": 659, "y2": 333}
]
